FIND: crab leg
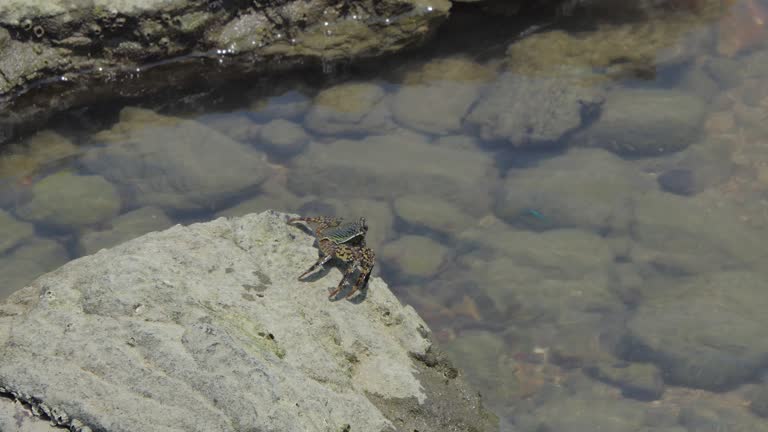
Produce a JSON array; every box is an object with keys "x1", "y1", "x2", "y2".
[
  {"x1": 344, "y1": 249, "x2": 375, "y2": 298},
  {"x1": 288, "y1": 216, "x2": 343, "y2": 228},
  {"x1": 298, "y1": 253, "x2": 333, "y2": 280}
]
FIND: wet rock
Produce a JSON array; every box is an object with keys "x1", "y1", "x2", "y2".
[
  {"x1": 0, "y1": 238, "x2": 69, "y2": 300},
  {"x1": 645, "y1": 136, "x2": 733, "y2": 196},
  {"x1": 401, "y1": 56, "x2": 498, "y2": 85},
  {"x1": 433, "y1": 134, "x2": 480, "y2": 150},
  {"x1": 447, "y1": 222, "x2": 622, "y2": 342},
  {"x1": 469, "y1": 256, "x2": 620, "y2": 323},
  {"x1": 82, "y1": 107, "x2": 272, "y2": 213},
  {"x1": 623, "y1": 271, "x2": 768, "y2": 390},
  {"x1": 198, "y1": 113, "x2": 262, "y2": 144},
  {"x1": 78, "y1": 207, "x2": 173, "y2": 255},
  {"x1": 289, "y1": 130, "x2": 497, "y2": 214},
  {"x1": 630, "y1": 191, "x2": 766, "y2": 275},
  {"x1": 381, "y1": 235, "x2": 448, "y2": 278},
  {"x1": 0, "y1": 210, "x2": 35, "y2": 254},
  {"x1": 657, "y1": 168, "x2": 696, "y2": 196},
  {"x1": 392, "y1": 82, "x2": 481, "y2": 135},
  {"x1": 495, "y1": 148, "x2": 654, "y2": 233},
  {"x1": 15, "y1": 172, "x2": 121, "y2": 230},
  {"x1": 303, "y1": 83, "x2": 395, "y2": 135},
  {"x1": 258, "y1": 119, "x2": 309, "y2": 158},
  {"x1": 394, "y1": 194, "x2": 474, "y2": 236},
  {"x1": 0, "y1": 0, "x2": 451, "y2": 145},
  {"x1": 506, "y1": 16, "x2": 714, "y2": 83},
  {"x1": 250, "y1": 90, "x2": 312, "y2": 121},
  {"x1": 391, "y1": 56, "x2": 494, "y2": 135},
  {"x1": 679, "y1": 400, "x2": 768, "y2": 432},
  {"x1": 215, "y1": 189, "x2": 302, "y2": 220},
  {"x1": 0, "y1": 130, "x2": 80, "y2": 178},
  {"x1": 0, "y1": 211, "x2": 496, "y2": 432},
  {"x1": 515, "y1": 391, "x2": 651, "y2": 432},
  {"x1": 743, "y1": 50, "x2": 768, "y2": 80},
  {"x1": 584, "y1": 361, "x2": 665, "y2": 401},
  {"x1": 750, "y1": 381, "x2": 768, "y2": 418},
  {"x1": 465, "y1": 72, "x2": 604, "y2": 146},
  {"x1": 442, "y1": 330, "x2": 520, "y2": 408},
  {"x1": 573, "y1": 89, "x2": 706, "y2": 156}
]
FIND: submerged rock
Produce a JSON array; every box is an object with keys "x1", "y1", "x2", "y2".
[
  {"x1": 258, "y1": 119, "x2": 309, "y2": 158},
  {"x1": 289, "y1": 130, "x2": 497, "y2": 215},
  {"x1": 82, "y1": 107, "x2": 272, "y2": 213},
  {"x1": 495, "y1": 148, "x2": 654, "y2": 233},
  {"x1": 15, "y1": 172, "x2": 121, "y2": 230},
  {"x1": 0, "y1": 238, "x2": 69, "y2": 300},
  {"x1": 0, "y1": 211, "x2": 497, "y2": 432},
  {"x1": 78, "y1": 206, "x2": 174, "y2": 255},
  {"x1": 381, "y1": 235, "x2": 449, "y2": 278},
  {"x1": 623, "y1": 271, "x2": 768, "y2": 391},
  {"x1": 392, "y1": 82, "x2": 482, "y2": 135},
  {"x1": 572, "y1": 89, "x2": 706, "y2": 156},
  {"x1": 0, "y1": 210, "x2": 34, "y2": 254},
  {"x1": 304, "y1": 82, "x2": 396, "y2": 135},
  {"x1": 465, "y1": 72, "x2": 604, "y2": 146}
]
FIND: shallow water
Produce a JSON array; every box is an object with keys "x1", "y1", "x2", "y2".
[{"x1": 3, "y1": 1, "x2": 768, "y2": 430}]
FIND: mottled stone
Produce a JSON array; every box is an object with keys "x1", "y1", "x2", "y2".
[
  {"x1": 0, "y1": 211, "x2": 497, "y2": 432},
  {"x1": 15, "y1": 172, "x2": 121, "y2": 230},
  {"x1": 82, "y1": 107, "x2": 271, "y2": 213},
  {"x1": 303, "y1": 83, "x2": 395, "y2": 135},
  {"x1": 624, "y1": 272, "x2": 768, "y2": 390},
  {"x1": 381, "y1": 235, "x2": 448, "y2": 278}
]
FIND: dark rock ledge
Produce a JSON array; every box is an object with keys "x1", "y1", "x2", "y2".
[
  {"x1": 0, "y1": 0, "x2": 450, "y2": 144},
  {"x1": 0, "y1": 211, "x2": 498, "y2": 432}
]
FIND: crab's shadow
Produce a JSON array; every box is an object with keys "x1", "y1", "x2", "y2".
[{"x1": 298, "y1": 260, "x2": 369, "y2": 303}]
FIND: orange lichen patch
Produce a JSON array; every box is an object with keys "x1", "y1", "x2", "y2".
[{"x1": 717, "y1": 0, "x2": 768, "y2": 57}]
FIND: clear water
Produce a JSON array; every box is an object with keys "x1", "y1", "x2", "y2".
[{"x1": 3, "y1": 1, "x2": 768, "y2": 430}]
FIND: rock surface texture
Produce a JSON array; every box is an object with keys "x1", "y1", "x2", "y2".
[
  {"x1": 0, "y1": 211, "x2": 497, "y2": 432},
  {"x1": 0, "y1": 0, "x2": 450, "y2": 143}
]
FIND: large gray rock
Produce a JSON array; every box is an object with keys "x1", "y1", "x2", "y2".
[
  {"x1": 464, "y1": 72, "x2": 604, "y2": 146},
  {"x1": 495, "y1": 148, "x2": 654, "y2": 233},
  {"x1": 289, "y1": 130, "x2": 498, "y2": 215},
  {"x1": 0, "y1": 0, "x2": 450, "y2": 144},
  {"x1": 392, "y1": 82, "x2": 481, "y2": 135},
  {"x1": 623, "y1": 271, "x2": 768, "y2": 391},
  {"x1": 14, "y1": 172, "x2": 121, "y2": 230},
  {"x1": 0, "y1": 211, "x2": 497, "y2": 432},
  {"x1": 303, "y1": 82, "x2": 396, "y2": 135},
  {"x1": 81, "y1": 107, "x2": 273, "y2": 213},
  {"x1": 573, "y1": 89, "x2": 706, "y2": 156}
]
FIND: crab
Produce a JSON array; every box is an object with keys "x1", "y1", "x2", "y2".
[{"x1": 287, "y1": 216, "x2": 375, "y2": 299}]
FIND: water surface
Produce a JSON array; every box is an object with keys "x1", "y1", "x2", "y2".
[{"x1": 2, "y1": 1, "x2": 768, "y2": 430}]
